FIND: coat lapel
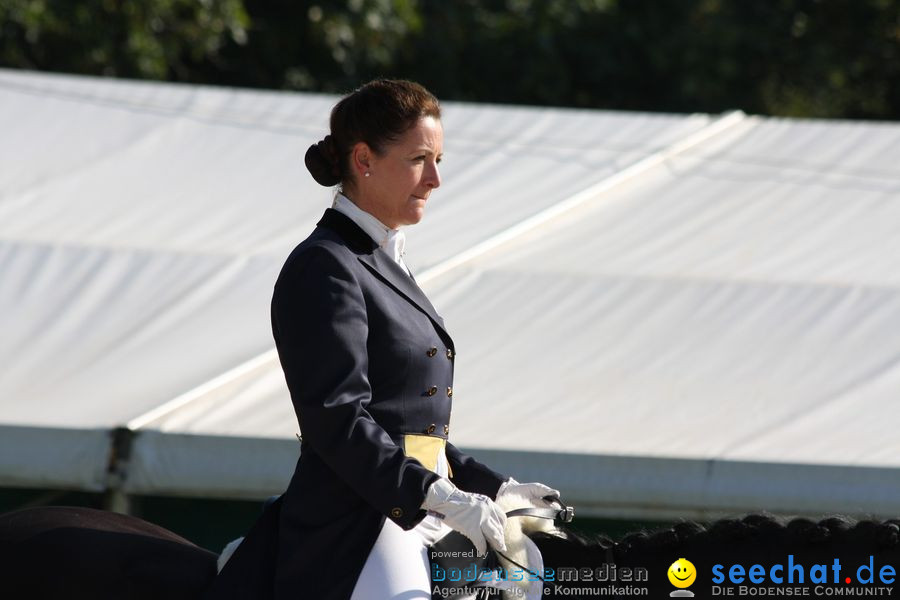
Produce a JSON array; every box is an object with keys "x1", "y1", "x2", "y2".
[
  {"x1": 357, "y1": 249, "x2": 451, "y2": 341},
  {"x1": 317, "y1": 209, "x2": 453, "y2": 346}
]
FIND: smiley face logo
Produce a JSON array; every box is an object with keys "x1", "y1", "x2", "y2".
[{"x1": 668, "y1": 558, "x2": 696, "y2": 588}]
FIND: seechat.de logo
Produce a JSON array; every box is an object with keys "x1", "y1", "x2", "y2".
[{"x1": 668, "y1": 558, "x2": 697, "y2": 597}]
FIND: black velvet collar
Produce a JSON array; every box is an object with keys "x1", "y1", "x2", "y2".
[{"x1": 316, "y1": 208, "x2": 378, "y2": 254}]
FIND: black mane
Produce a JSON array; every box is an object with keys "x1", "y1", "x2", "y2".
[{"x1": 531, "y1": 514, "x2": 900, "y2": 598}]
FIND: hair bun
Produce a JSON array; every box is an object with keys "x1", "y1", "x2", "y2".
[{"x1": 305, "y1": 135, "x2": 342, "y2": 187}]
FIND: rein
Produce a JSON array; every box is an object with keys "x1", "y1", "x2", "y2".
[
  {"x1": 493, "y1": 496, "x2": 574, "y2": 584},
  {"x1": 505, "y1": 504, "x2": 574, "y2": 523}
]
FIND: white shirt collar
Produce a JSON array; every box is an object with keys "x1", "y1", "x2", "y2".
[{"x1": 332, "y1": 192, "x2": 407, "y2": 265}]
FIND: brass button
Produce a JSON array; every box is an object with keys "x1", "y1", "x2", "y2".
[
  {"x1": 446, "y1": 386, "x2": 453, "y2": 397},
  {"x1": 443, "y1": 424, "x2": 449, "y2": 434},
  {"x1": 426, "y1": 347, "x2": 438, "y2": 357},
  {"x1": 446, "y1": 348, "x2": 455, "y2": 359},
  {"x1": 426, "y1": 424, "x2": 436, "y2": 434},
  {"x1": 390, "y1": 507, "x2": 403, "y2": 518},
  {"x1": 426, "y1": 386, "x2": 437, "y2": 397}
]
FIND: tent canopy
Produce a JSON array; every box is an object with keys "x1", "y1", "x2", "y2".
[{"x1": 2, "y1": 68, "x2": 898, "y2": 518}]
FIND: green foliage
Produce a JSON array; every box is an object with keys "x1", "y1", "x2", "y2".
[
  {"x1": 0, "y1": 0, "x2": 248, "y2": 80},
  {"x1": 1, "y1": 0, "x2": 897, "y2": 119},
  {"x1": 393, "y1": 0, "x2": 900, "y2": 119}
]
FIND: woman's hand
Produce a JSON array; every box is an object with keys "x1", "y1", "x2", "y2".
[
  {"x1": 496, "y1": 478, "x2": 561, "y2": 506},
  {"x1": 422, "y1": 478, "x2": 507, "y2": 556}
]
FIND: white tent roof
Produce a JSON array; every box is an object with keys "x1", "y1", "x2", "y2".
[{"x1": 2, "y1": 68, "x2": 898, "y2": 519}]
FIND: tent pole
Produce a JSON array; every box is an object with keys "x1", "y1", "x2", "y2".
[
  {"x1": 104, "y1": 427, "x2": 134, "y2": 515},
  {"x1": 104, "y1": 487, "x2": 131, "y2": 514}
]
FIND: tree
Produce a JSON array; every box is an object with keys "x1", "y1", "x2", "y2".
[
  {"x1": 1, "y1": 0, "x2": 897, "y2": 119},
  {"x1": 0, "y1": 0, "x2": 249, "y2": 80}
]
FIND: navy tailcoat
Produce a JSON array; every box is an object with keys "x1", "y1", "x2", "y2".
[{"x1": 205, "y1": 208, "x2": 507, "y2": 599}]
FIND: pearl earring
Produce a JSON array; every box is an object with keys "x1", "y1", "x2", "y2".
[{"x1": 364, "y1": 172, "x2": 370, "y2": 177}]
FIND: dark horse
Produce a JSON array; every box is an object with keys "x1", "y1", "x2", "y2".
[
  {"x1": 3, "y1": 504, "x2": 900, "y2": 599},
  {"x1": 0, "y1": 505, "x2": 217, "y2": 599}
]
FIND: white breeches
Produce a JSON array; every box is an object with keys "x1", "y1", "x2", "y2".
[
  {"x1": 351, "y1": 450, "x2": 475, "y2": 600},
  {"x1": 349, "y1": 512, "x2": 544, "y2": 600},
  {"x1": 349, "y1": 512, "x2": 456, "y2": 600}
]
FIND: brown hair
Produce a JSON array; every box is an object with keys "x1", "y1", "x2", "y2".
[{"x1": 305, "y1": 79, "x2": 441, "y2": 187}]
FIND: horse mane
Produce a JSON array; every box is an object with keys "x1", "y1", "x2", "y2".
[
  {"x1": 623, "y1": 514, "x2": 899, "y2": 554},
  {"x1": 532, "y1": 513, "x2": 900, "y2": 562}
]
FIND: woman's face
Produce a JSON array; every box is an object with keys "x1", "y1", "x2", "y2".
[{"x1": 354, "y1": 116, "x2": 443, "y2": 229}]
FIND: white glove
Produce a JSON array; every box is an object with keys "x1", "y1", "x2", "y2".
[
  {"x1": 422, "y1": 478, "x2": 507, "y2": 556},
  {"x1": 496, "y1": 477, "x2": 560, "y2": 506}
]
